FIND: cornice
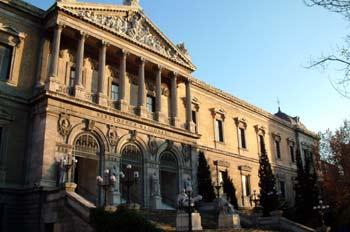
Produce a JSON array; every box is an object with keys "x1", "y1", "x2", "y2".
[
  {"x1": 190, "y1": 77, "x2": 317, "y2": 139},
  {"x1": 0, "y1": 0, "x2": 45, "y2": 18}
]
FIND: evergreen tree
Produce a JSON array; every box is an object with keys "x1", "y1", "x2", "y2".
[
  {"x1": 222, "y1": 170, "x2": 239, "y2": 209},
  {"x1": 197, "y1": 152, "x2": 216, "y2": 202},
  {"x1": 258, "y1": 139, "x2": 279, "y2": 216},
  {"x1": 294, "y1": 148, "x2": 319, "y2": 225}
]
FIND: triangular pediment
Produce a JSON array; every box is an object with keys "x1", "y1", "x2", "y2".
[{"x1": 56, "y1": 2, "x2": 196, "y2": 71}]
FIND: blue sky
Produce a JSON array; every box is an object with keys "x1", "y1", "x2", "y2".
[{"x1": 28, "y1": 0, "x2": 349, "y2": 132}]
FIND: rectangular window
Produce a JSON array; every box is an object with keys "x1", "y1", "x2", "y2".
[
  {"x1": 259, "y1": 135, "x2": 265, "y2": 154},
  {"x1": 290, "y1": 145, "x2": 295, "y2": 163},
  {"x1": 280, "y1": 181, "x2": 286, "y2": 198},
  {"x1": 111, "y1": 83, "x2": 119, "y2": 101},
  {"x1": 192, "y1": 110, "x2": 197, "y2": 132},
  {"x1": 215, "y1": 119, "x2": 224, "y2": 142},
  {"x1": 69, "y1": 67, "x2": 76, "y2": 88},
  {"x1": 0, "y1": 43, "x2": 13, "y2": 81},
  {"x1": 239, "y1": 127, "x2": 247, "y2": 149},
  {"x1": 146, "y1": 95, "x2": 156, "y2": 112},
  {"x1": 242, "y1": 175, "x2": 251, "y2": 196},
  {"x1": 275, "y1": 140, "x2": 281, "y2": 159}
]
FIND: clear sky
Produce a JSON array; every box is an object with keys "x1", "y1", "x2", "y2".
[{"x1": 27, "y1": 0, "x2": 350, "y2": 133}]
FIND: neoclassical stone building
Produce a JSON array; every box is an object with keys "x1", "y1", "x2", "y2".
[{"x1": 0, "y1": 0, "x2": 317, "y2": 221}]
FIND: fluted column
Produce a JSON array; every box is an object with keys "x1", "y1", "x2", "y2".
[
  {"x1": 155, "y1": 65, "x2": 165, "y2": 122},
  {"x1": 170, "y1": 73, "x2": 179, "y2": 127},
  {"x1": 48, "y1": 24, "x2": 63, "y2": 79},
  {"x1": 73, "y1": 31, "x2": 87, "y2": 99},
  {"x1": 97, "y1": 41, "x2": 108, "y2": 106},
  {"x1": 185, "y1": 79, "x2": 196, "y2": 132},
  {"x1": 118, "y1": 50, "x2": 129, "y2": 112},
  {"x1": 137, "y1": 58, "x2": 147, "y2": 117},
  {"x1": 75, "y1": 31, "x2": 86, "y2": 87}
]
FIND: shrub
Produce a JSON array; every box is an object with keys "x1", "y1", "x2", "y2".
[{"x1": 90, "y1": 206, "x2": 164, "y2": 232}]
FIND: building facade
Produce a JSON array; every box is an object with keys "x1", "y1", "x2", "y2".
[{"x1": 0, "y1": 0, "x2": 317, "y2": 216}]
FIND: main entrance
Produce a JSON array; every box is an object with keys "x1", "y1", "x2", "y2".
[
  {"x1": 120, "y1": 143, "x2": 143, "y2": 205},
  {"x1": 73, "y1": 133, "x2": 101, "y2": 204},
  {"x1": 159, "y1": 151, "x2": 178, "y2": 208}
]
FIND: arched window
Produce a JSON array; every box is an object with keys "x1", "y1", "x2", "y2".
[
  {"x1": 160, "y1": 152, "x2": 178, "y2": 172},
  {"x1": 121, "y1": 143, "x2": 142, "y2": 164},
  {"x1": 73, "y1": 133, "x2": 100, "y2": 159}
]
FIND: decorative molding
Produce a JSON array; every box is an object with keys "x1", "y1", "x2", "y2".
[
  {"x1": 83, "y1": 118, "x2": 95, "y2": 131},
  {"x1": 148, "y1": 135, "x2": 158, "y2": 156},
  {"x1": 213, "y1": 160, "x2": 230, "y2": 168},
  {"x1": 129, "y1": 129, "x2": 137, "y2": 142},
  {"x1": 107, "y1": 125, "x2": 118, "y2": 146},
  {"x1": 58, "y1": 113, "x2": 72, "y2": 138},
  {"x1": 238, "y1": 165, "x2": 252, "y2": 173},
  {"x1": 181, "y1": 143, "x2": 191, "y2": 162},
  {"x1": 272, "y1": 132, "x2": 281, "y2": 141},
  {"x1": 234, "y1": 117, "x2": 247, "y2": 128},
  {"x1": 0, "y1": 23, "x2": 27, "y2": 47},
  {"x1": 254, "y1": 124, "x2": 266, "y2": 135},
  {"x1": 210, "y1": 108, "x2": 225, "y2": 120}
]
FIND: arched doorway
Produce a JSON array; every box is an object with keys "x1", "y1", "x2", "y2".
[
  {"x1": 73, "y1": 133, "x2": 101, "y2": 203},
  {"x1": 159, "y1": 151, "x2": 178, "y2": 208},
  {"x1": 120, "y1": 143, "x2": 143, "y2": 205}
]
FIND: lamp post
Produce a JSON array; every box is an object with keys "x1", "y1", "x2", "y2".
[
  {"x1": 313, "y1": 198, "x2": 329, "y2": 229},
  {"x1": 120, "y1": 164, "x2": 139, "y2": 205},
  {"x1": 60, "y1": 154, "x2": 78, "y2": 189},
  {"x1": 185, "y1": 183, "x2": 193, "y2": 232},
  {"x1": 250, "y1": 190, "x2": 260, "y2": 209},
  {"x1": 96, "y1": 169, "x2": 116, "y2": 207},
  {"x1": 213, "y1": 160, "x2": 221, "y2": 199}
]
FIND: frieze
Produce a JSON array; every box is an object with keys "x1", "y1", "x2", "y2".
[{"x1": 74, "y1": 10, "x2": 188, "y2": 66}]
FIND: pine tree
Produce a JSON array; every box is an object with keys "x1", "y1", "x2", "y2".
[
  {"x1": 258, "y1": 139, "x2": 279, "y2": 216},
  {"x1": 294, "y1": 148, "x2": 319, "y2": 224},
  {"x1": 197, "y1": 152, "x2": 216, "y2": 202},
  {"x1": 222, "y1": 170, "x2": 239, "y2": 209}
]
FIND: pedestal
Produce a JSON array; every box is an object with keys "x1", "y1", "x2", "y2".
[
  {"x1": 118, "y1": 99, "x2": 129, "y2": 112},
  {"x1": 74, "y1": 85, "x2": 86, "y2": 99},
  {"x1": 151, "y1": 195, "x2": 162, "y2": 209},
  {"x1": 218, "y1": 213, "x2": 241, "y2": 229},
  {"x1": 155, "y1": 111, "x2": 166, "y2": 124},
  {"x1": 171, "y1": 117, "x2": 180, "y2": 128},
  {"x1": 187, "y1": 121, "x2": 196, "y2": 133},
  {"x1": 97, "y1": 93, "x2": 108, "y2": 106},
  {"x1": 65, "y1": 182, "x2": 77, "y2": 192},
  {"x1": 176, "y1": 212, "x2": 202, "y2": 231},
  {"x1": 137, "y1": 106, "x2": 148, "y2": 118},
  {"x1": 45, "y1": 77, "x2": 60, "y2": 92}
]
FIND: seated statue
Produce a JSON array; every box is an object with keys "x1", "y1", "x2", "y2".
[{"x1": 217, "y1": 197, "x2": 236, "y2": 215}]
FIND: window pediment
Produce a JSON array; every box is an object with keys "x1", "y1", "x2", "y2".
[
  {"x1": 211, "y1": 108, "x2": 225, "y2": 120},
  {"x1": 0, "y1": 23, "x2": 26, "y2": 47},
  {"x1": 234, "y1": 117, "x2": 247, "y2": 128},
  {"x1": 254, "y1": 124, "x2": 266, "y2": 135}
]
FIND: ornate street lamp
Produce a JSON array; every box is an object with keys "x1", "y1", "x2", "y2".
[
  {"x1": 59, "y1": 155, "x2": 78, "y2": 191},
  {"x1": 96, "y1": 169, "x2": 116, "y2": 207},
  {"x1": 120, "y1": 164, "x2": 139, "y2": 204},
  {"x1": 250, "y1": 190, "x2": 260, "y2": 209},
  {"x1": 185, "y1": 184, "x2": 194, "y2": 232},
  {"x1": 313, "y1": 198, "x2": 329, "y2": 229}
]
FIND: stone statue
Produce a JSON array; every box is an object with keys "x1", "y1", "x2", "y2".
[
  {"x1": 184, "y1": 177, "x2": 192, "y2": 190},
  {"x1": 150, "y1": 172, "x2": 160, "y2": 197},
  {"x1": 217, "y1": 196, "x2": 236, "y2": 215},
  {"x1": 58, "y1": 159, "x2": 66, "y2": 186}
]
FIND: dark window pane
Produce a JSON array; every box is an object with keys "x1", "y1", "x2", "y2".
[
  {"x1": 192, "y1": 110, "x2": 197, "y2": 124},
  {"x1": 0, "y1": 44, "x2": 12, "y2": 81},
  {"x1": 276, "y1": 140, "x2": 281, "y2": 159},
  {"x1": 246, "y1": 175, "x2": 251, "y2": 196},
  {"x1": 290, "y1": 146, "x2": 295, "y2": 163},
  {"x1": 239, "y1": 128, "x2": 246, "y2": 148},
  {"x1": 146, "y1": 95, "x2": 155, "y2": 112},
  {"x1": 111, "y1": 84, "x2": 119, "y2": 101},
  {"x1": 280, "y1": 181, "x2": 285, "y2": 198},
  {"x1": 69, "y1": 67, "x2": 76, "y2": 87},
  {"x1": 216, "y1": 120, "x2": 224, "y2": 142}
]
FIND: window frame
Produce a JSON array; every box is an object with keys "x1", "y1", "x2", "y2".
[
  {"x1": 146, "y1": 94, "x2": 156, "y2": 113},
  {"x1": 111, "y1": 83, "x2": 120, "y2": 101},
  {"x1": 215, "y1": 119, "x2": 224, "y2": 143},
  {"x1": 0, "y1": 43, "x2": 13, "y2": 81}
]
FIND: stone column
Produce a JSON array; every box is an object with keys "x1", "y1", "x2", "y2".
[
  {"x1": 137, "y1": 58, "x2": 147, "y2": 117},
  {"x1": 46, "y1": 24, "x2": 63, "y2": 91},
  {"x1": 118, "y1": 50, "x2": 129, "y2": 112},
  {"x1": 170, "y1": 73, "x2": 179, "y2": 127},
  {"x1": 74, "y1": 31, "x2": 87, "y2": 99},
  {"x1": 155, "y1": 65, "x2": 165, "y2": 122},
  {"x1": 185, "y1": 79, "x2": 196, "y2": 132},
  {"x1": 97, "y1": 40, "x2": 108, "y2": 106}
]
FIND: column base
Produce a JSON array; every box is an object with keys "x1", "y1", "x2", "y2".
[
  {"x1": 118, "y1": 99, "x2": 129, "y2": 112},
  {"x1": 218, "y1": 213, "x2": 241, "y2": 229},
  {"x1": 97, "y1": 93, "x2": 108, "y2": 106},
  {"x1": 45, "y1": 77, "x2": 60, "y2": 92},
  {"x1": 171, "y1": 117, "x2": 180, "y2": 127},
  {"x1": 151, "y1": 195, "x2": 162, "y2": 209},
  {"x1": 137, "y1": 105, "x2": 148, "y2": 118},
  {"x1": 186, "y1": 121, "x2": 197, "y2": 133},
  {"x1": 155, "y1": 111, "x2": 166, "y2": 123},
  {"x1": 74, "y1": 85, "x2": 86, "y2": 99},
  {"x1": 65, "y1": 182, "x2": 77, "y2": 192}
]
